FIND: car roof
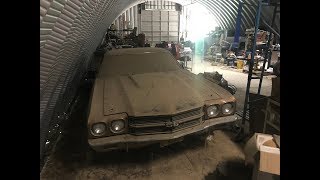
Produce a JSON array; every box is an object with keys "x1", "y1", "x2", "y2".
[{"x1": 106, "y1": 47, "x2": 169, "y2": 56}]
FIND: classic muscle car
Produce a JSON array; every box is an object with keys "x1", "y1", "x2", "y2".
[{"x1": 87, "y1": 47, "x2": 237, "y2": 152}]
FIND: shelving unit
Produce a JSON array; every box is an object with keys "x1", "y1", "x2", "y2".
[{"x1": 263, "y1": 98, "x2": 280, "y2": 134}]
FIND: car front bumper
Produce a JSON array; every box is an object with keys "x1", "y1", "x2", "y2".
[{"x1": 88, "y1": 115, "x2": 238, "y2": 152}]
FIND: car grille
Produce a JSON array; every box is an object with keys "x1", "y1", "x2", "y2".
[{"x1": 129, "y1": 107, "x2": 204, "y2": 135}]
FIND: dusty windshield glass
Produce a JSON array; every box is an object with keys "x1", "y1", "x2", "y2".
[{"x1": 98, "y1": 52, "x2": 180, "y2": 77}]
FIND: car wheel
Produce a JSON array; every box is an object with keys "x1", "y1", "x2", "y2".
[{"x1": 85, "y1": 147, "x2": 97, "y2": 163}]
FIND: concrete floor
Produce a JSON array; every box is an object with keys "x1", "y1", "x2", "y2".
[{"x1": 41, "y1": 58, "x2": 272, "y2": 180}]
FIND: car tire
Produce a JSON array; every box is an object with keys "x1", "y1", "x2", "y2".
[{"x1": 85, "y1": 147, "x2": 97, "y2": 163}]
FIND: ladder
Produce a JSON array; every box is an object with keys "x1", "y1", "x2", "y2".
[{"x1": 236, "y1": 0, "x2": 280, "y2": 139}]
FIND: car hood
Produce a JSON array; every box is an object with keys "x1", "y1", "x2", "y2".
[{"x1": 99, "y1": 70, "x2": 232, "y2": 117}]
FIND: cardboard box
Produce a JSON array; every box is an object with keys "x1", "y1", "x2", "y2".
[
  {"x1": 271, "y1": 51, "x2": 279, "y2": 65},
  {"x1": 259, "y1": 139, "x2": 280, "y2": 175},
  {"x1": 244, "y1": 133, "x2": 280, "y2": 180}
]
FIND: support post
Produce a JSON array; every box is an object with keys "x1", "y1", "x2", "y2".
[{"x1": 233, "y1": 1, "x2": 243, "y2": 49}]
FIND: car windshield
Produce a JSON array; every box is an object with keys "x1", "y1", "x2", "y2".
[{"x1": 98, "y1": 52, "x2": 180, "y2": 77}]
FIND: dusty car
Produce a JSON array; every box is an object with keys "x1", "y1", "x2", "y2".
[{"x1": 87, "y1": 47, "x2": 237, "y2": 152}]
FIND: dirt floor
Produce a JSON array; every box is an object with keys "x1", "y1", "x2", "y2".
[
  {"x1": 41, "y1": 128, "x2": 252, "y2": 180},
  {"x1": 41, "y1": 59, "x2": 272, "y2": 180}
]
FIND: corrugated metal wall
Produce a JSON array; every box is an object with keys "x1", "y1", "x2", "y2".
[
  {"x1": 40, "y1": 0, "x2": 279, "y2": 160},
  {"x1": 40, "y1": 0, "x2": 138, "y2": 159}
]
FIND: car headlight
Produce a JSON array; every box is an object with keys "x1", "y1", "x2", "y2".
[
  {"x1": 221, "y1": 103, "x2": 234, "y2": 115},
  {"x1": 207, "y1": 105, "x2": 219, "y2": 117},
  {"x1": 92, "y1": 123, "x2": 106, "y2": 136},
  {"x1": 110, "y1": 120, "x2": 125, "y2": 133}
]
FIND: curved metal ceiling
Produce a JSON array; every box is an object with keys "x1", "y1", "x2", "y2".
[{"x1": 40, "y1": 0, "x2": 279, "y2": 158}]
